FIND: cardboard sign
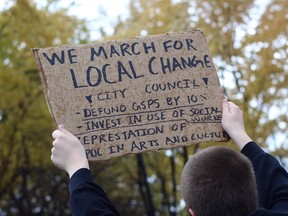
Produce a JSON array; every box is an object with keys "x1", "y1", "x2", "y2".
[{"x1": 33, "y1": 29, "x2": 229, "y2": 160}]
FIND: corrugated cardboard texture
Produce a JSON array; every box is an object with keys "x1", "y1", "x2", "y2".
[{"x1": 33, "y1": 29, "x2": 229, "y2": 160}]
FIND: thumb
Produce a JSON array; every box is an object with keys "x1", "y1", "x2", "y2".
[
  {"x1": 222, "y1": 99, "x2": 230, "y2": 113},
  {"x1": 58, "y1": 124, "x2": 65, "y2": 131},
  {"x1": 58, "y1": 124, "x2": 70, "y2": 134},
  {"x1": 58, "y1": 124, "x2": 75, "y2": 137}
]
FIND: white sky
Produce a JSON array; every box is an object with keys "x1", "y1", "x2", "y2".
[
  {"x1": 0, "y1": 0, "x2": 130, "y2": 40},
  {"x1": 52, "y1": 0, "x2": 130, "y2": 39},
  {"x1": 2, "y1": 0, "x2": 286, "y2": 153},
  {"x1": 1, "y1": 0, "x2": 270, "y2": 41}
]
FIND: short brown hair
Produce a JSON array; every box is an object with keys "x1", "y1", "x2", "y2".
[{"x1": 181, "y1": 146, "x2": 258, "y2": 216}]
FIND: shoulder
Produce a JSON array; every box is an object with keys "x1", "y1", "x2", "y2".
[{"x1": 249, "y1": 208, "x2": 288, "y2": 215}]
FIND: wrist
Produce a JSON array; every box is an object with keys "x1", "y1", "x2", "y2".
[
  {"x1": 230, "y1": 132, "x2": 252, "y2": 150},
  {"x1": 68, "y1": 161, "x2": 90, "y2": 178}
]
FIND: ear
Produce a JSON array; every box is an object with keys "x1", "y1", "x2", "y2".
[{"x1": 188, "y1": 208, "x2": 197, "y2": 216}]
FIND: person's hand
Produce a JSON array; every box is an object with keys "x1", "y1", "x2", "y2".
[
  {"x1": 51, "y1": 124, "x2": 89, "y2": 178},
  {"x1": 222, "y1": 99, "x2": 252, "y2": 149}
]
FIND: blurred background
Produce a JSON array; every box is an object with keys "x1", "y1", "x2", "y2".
[{"x1": 0, "y1": 0, "x2": 287, "y2": 215}]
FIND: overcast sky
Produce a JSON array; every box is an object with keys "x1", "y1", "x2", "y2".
[
  {"x1": 1, "y1": 0, "x2": 271, "y2": 40},
  {"x1": 53, "y1": 0, "x2": 130, "y2": 39},
  {"x1": 0, "y1": 0, "x2": 130, "y2": 40}
]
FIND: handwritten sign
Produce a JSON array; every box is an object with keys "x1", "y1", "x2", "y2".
[{"x1": 33, "y1": 29, "x2": 229, "y2": 160}]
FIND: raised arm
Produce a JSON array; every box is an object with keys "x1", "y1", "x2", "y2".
[
  {"x1": 51, "y1": 125, "x2": 121, "y2": 216},
  {"x1": 221, "y1": 99, "x2": 288, "y2": 212},
  {"x1": 221, "y1": 99, "x2": 252, "y2": 150},
  {"x1": 51, "y1": 124, "x2": 89, "y2": 178}
]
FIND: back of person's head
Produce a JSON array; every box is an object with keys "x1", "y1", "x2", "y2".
[{"x1": 181, "y1": 146, "x2": 258, "y2": 216}]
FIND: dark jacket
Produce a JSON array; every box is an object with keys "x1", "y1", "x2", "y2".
[
  {"x1": 243, "y1": 142, "x2": 288, "y2": 215},
  {"x1": 69, "y1": 141, "x2": 288, "y2": 216},
  {"x1": 69, "y1": 168, "x2": 121, "y2": 216}
]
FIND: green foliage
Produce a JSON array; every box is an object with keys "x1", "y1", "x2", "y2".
[
  {"x1": 108, "y1": 0, "x2": 190, "y2": 39},
  {"x1": 0, "y1": 0, "x2": 89, "y2": 214},
  {"x1": 97, "y1": 0, "x2": 288, "y2": 215},
  {"x1": 239, "y1": 0, "x2": 288, "y2": 151},
  {"x1": 1, "y1": 0, "x2": 287, "y2": 215}
]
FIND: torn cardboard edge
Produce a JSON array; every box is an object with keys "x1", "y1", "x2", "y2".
[{"x1": 32, "y1": 28, "x2": 230, "y2": 161}]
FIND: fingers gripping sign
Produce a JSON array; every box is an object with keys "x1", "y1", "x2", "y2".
[
  {"x1": 51, "y1": 124, "x2": 90, "y2": 178},
  {"x1": 221, "y1": 100, "x2": 252, "y2": 149}
]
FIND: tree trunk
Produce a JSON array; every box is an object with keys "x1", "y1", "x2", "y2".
[{"x1": 136, "y1": 154, "x2": 155, "y2": 216}]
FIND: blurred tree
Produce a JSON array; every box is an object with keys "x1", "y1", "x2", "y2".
[
  {"x1": 0, "y1": 0, "x2": 89, "y2": 215},
  {"x1": 191, "y1": 0, "x2": 288, "y2": 153},
  {"x1": 107, "y1": 0, "x2": 190, "y2": 39},
  {"x1": 97, "y1": 1, "x2": 192, "y2": 215},
  {"x1": 240, "y1": 0, "x2": 288, "y2": 156},
  {"x1": 93, "y1": 0, "x2": 288, "y2": 215},
  {"x1": 1, "y1": 0, "x2": 287, "y2": 215}
]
